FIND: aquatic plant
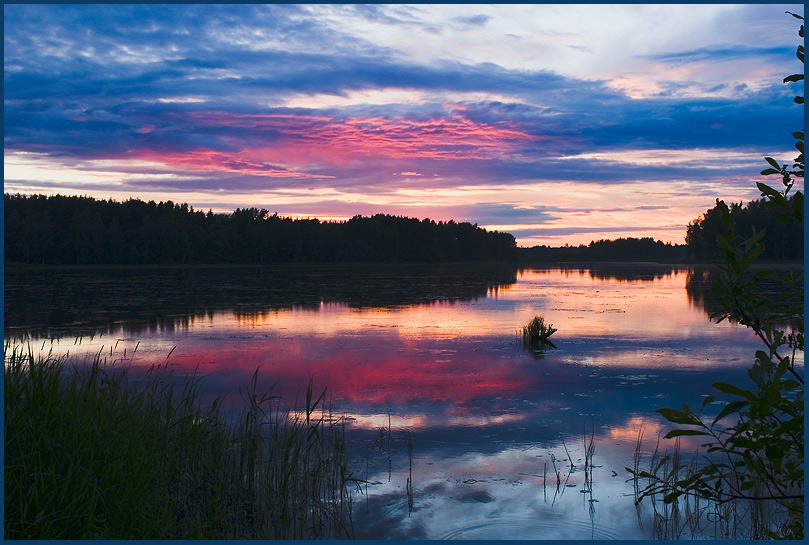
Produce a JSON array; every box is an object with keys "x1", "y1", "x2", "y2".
[
  {"x1": 628, "y1": 13, "x2": 804, "y2": 540},
  {"x1": 521, "y1": 315, "x2": 558, "y2": 352},
  {"x1": 629, "y1": 430, "x2": 784, "y2": 540},
  {"x1": 3, "y1": 344, "x2": 354, "y2": 540}
]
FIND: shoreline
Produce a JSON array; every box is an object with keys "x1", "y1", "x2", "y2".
[{"x1": 4, "y1": 258, "x2": 802, "y2": 272}]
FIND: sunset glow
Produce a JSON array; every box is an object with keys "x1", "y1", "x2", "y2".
[{"x1": 4, "y1": 4, "x2": 804, "y2": 246}]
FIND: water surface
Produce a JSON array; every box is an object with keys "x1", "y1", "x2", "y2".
[{"x1": 5, "y1": 263, "x2": 796, "y2": 539}]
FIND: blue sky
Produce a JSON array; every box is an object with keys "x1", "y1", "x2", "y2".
[{"x1": 3, "y1": 4, "x2": 804, "y2": 246}]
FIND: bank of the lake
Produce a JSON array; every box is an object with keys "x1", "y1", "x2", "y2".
[{"x1": 4, "y1": 347, "x2": 354, "y2": 540}]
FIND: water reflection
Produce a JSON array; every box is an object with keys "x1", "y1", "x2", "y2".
[
  {"x1": 684, "y1": 263, "x2": 804, "y2": 324},
  {"x1": 560, "y1": 264, "x2": 683, "y2": 283},
  {"x1": 5, "y1": 263, "x2": 801, "y2": 539},
  {"x1": 6, "y1": 262, "x2": 746, "y2": 340},
  {"x1": 4, "y1": 263, "x2": 517, "y2": 337}
]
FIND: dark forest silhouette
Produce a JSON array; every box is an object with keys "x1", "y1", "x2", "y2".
[
  {"x1": 685, "y1": 196, "x2": 803, "y2": 261},
  {"x1": 520, "y1": 237, "x2": 686, "y2": 262},
  {"x1": 5, "y1": 193, "x2": 801, "y2": 266},
  {"x1": 4, "y1": 194, "x2": 517, "y2": 265}
]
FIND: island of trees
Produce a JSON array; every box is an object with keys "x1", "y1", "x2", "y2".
[{"x1": 4, "y1": 193, "x2": 802, "y2": 266}]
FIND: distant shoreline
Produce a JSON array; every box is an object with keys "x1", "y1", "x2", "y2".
[{"x1": 4, "y1": 258, "x2": 802, "y2": 273}]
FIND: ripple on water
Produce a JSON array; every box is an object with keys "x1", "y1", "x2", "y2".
[{"x1": 439, "y1": 515, "x2": 625, "y2": 540}]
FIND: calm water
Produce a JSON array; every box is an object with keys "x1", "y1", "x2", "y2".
[{"x1": 5, "y1": 263, "x2": 799, "y2": 539}]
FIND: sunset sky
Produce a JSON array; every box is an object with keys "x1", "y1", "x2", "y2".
[{"x1": 3, "y1": 4, "x2": 804, "y2": 247}]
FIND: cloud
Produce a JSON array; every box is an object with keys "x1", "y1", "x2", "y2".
[
  {"x1": 644, "y1": 44, "x2": 794, "y2": 66},
  {"x1": 452, "y1": 14, "x2": 491, "y2": 27},
  {"x1": 3, "y1": 3, "x2": 804, "y2": 246}
]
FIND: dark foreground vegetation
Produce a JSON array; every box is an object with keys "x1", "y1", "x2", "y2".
[
  {"x1": 3, "y1": 193, "x2": 516, "y2": 265},
  {"x1": 4, "y1": 346, "x2": 354, "y2": 539},
  {"x1": 629, "y1": 13, "x2": 804, "y2": 539}
]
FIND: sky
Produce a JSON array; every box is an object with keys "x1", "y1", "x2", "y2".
[{"x1": 3, "y1": 4, "x2": 805, "y2": 247}]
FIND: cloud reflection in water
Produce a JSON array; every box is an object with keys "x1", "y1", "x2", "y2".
[{"x1": 6, "y1": 263, "x2": 801, "y2": 539}]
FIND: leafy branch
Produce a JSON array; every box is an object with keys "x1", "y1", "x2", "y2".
[{"x1": 629, "y1": 13, "x2": 804, "y2": 540}]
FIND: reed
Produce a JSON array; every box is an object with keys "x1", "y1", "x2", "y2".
[
  {"x1": 406, "y1": 432, "x2": 414, "y2": 516},
  {"x1": 4, "y1": 344, "x2": 354, "y2": 540},
  {"x1": 521, "y1": 315, "x2": 557, "y2": 352},
  {"x1": 582, "y1": 423, "x2": 596, "y2": 494},
  {"x1": 628, "y1": 428, "x2": 783, "y2": 540}
]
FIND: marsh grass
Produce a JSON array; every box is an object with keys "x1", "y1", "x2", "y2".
[
  {"x1": 521, "y1": 316, "x2": 557, "y2": 354},
  {"x1": 582, "y1": 424, "x2": 596, "y2": 496},
  {"x1": 628, "y1": 429, "x2": 784, "y2": 540},
  {"x1": 4, "y1": 344, "x2": 354, "y2": 540},
  {"x1": 406, "y1": 432, "x2": 414, "y2": 516}
]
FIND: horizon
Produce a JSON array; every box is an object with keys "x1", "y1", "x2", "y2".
[
  {"x1": 4, "y1": 191, "x2": 690, "y2": 249},
  {"x1": 4, "y1": 4, "x2": 805, "y2": 247}
]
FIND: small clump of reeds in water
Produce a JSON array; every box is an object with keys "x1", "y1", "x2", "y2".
[
  {"x1": 521, "y1": 315, "x2": 557, "y2": 352},
  {"x1": 3, "y1": 343, "x2": 354, "y2": 540}
]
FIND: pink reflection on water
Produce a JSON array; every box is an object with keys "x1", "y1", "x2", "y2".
[
  {"x1": 24, "y1": 264, "x2": 787, "y2": 416},
  {"x1": 161, "y1": 332, "x2": 539, "y2": 410}
]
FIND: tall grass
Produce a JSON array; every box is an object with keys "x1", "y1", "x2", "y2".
[
  {"x1": 521, "y1": 315, "x2": 557, "y2": 353},
  {"x1": 4, "y1": 344, "x2": 354, "y2": 539},
  {"x1": 628, "y1": 429, "x2": 785, "y2": 540}
]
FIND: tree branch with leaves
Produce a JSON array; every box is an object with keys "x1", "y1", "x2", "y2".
[{"x1": 629, "y1": 12, "x2": 804, "y2": 540}]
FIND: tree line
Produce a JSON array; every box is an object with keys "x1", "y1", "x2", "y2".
[
  {"x1": 685, "y1": 196, "x2": 803, "y2": 260},
  {"x1": 3, "y1": 193, "x2": 517, "y2": 265},
  {"x1": 520, "y1": 194, "x2": 805, "y2": 264},
  {"x1": 5, "y1": 192, "x2": 802, "y2": 267},
  {"x1": 519, "y1": 237, "x2": 686, "y2": 262}
]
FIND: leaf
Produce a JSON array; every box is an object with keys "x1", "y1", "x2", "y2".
[
  {"x1": 783, "y1": 73, "x2": 804, "y2": 82},
  {"x1": 731, "y1": 437, "x2": 758, "y2": 450},
  {"x1": 764, "y1": 157, "x2": 781, "y2": 170},
  {"x1": 664, "y1": 429, "x2": 711, "y2": 438},
  {"x1": 774, "y1": 356, "x2": 791, "y2": 380},
  {"x1": 657, "y1": 407, "x2": 702, "y2": 425},
  {"x1": 756, "y1": 182, "x2": 782, "y2": 198},
  {"x1": 653, "y1": 455, "x2": 672, "y2": 473},
  {"x1": 780, "y1": 380, "x2": 802, "y2": 392},
  {"x1": 758, "y1": 388, "x2": 778, "y2": 414},
  {"x1": 711, "y1": 382, "x2": 756, "y2": 401},
  {"x1": 715, "y1": 234, "x2": 734, "y2": 252},
  {"x1": 699, "y1": 395, "x2": 716, "y2": 413},
  {"x1": 663, "y1": 491, "x2": 682, "y2": 504},
  {"x1": 754, "y1": 350, "x2": 771, "y2": 364},
  {"x1": 712, "y1": 400, "x2": 749, "y2": 426},
  {"x1": 760, "y1": 168, "x2": 780, "y2": 176},
  {"x1": 741, "y1": 242, "x2": 765, "y2": 270}
]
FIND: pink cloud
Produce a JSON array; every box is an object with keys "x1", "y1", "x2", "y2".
[
  {"x1": 132, "y1": 149, "x2": 334, "y2": 179},
  {"x1": 171, "y1": 110, "x2": 538, "y2": 169}
]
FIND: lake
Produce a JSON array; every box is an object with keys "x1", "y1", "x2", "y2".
[{"x1": 4, "y1": 262, "x2": 799, "y2": 539}]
